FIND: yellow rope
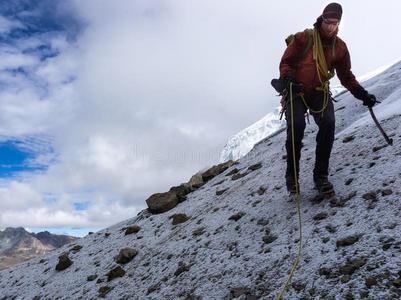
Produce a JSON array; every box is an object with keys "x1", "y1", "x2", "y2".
[
  {"x1": 297, "y1": 28, "x2": 334, "y2": 117},
  {"x1": 276, "y1": 28, "x2": 336, "y2": 299},
  {"x1": 276, "y1": 83, "x2": 303, "y2": 300}
]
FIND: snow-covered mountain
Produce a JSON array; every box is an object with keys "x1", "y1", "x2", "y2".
[
  {"x1": 219, "y1": 60, "x2": 400, "y2": 163},
  {"x1": 0, "y1": 61, "x2": 400, "y2": 299},
  {"x1": 219, "y1": 106, "x2": 284, "y2": 163}
]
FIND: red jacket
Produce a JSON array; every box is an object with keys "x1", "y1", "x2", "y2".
[{"x1": 279, "y1": 27, "x2": 365, "y2": 98}]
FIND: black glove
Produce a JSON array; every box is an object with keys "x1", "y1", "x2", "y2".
[
  {"x1": 282, "y1": 75, "x2": 304, "y2": 94},
  {"x1": 353, "y1": 86, "x2": 379, "y2": 108},
  {"x1": 362, "y1": 93, "x2": 379, "y2": 108}
]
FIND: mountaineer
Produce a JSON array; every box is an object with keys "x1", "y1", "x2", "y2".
[{"x1": 276, "y1": 3, "x2": 378, "y2": 197}]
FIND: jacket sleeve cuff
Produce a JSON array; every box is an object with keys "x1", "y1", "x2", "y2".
[{"x1": 351, "y1": 85, "x2": 369, "y2": 101}]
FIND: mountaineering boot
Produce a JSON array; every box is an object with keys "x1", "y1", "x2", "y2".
[
  {"x1": 314, "y1": 176, "x2": 335, "y2": 198},
  {"x1": 286, "y1": 175, "x2": 300, "y2": 195}
]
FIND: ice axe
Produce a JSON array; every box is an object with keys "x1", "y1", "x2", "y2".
[{"x1": 368, "y1": 106, "x2": 393, "y2": 145}]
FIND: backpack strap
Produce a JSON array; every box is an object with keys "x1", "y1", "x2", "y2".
[{"x1": 285, "y1": 29, "x2": 314, "y2": 64}]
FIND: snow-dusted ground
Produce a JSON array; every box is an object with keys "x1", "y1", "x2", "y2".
[{"x1": 0, "y1": 61, "x2": 401, "y2": 299}]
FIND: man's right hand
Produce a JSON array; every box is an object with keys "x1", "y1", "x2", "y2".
[{"x1": 282, "y1": 75, "x2": 304, "y2": 94}]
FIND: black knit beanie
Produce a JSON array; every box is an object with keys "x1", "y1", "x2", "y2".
[{"x1": 322, "y1": 3, "x2": 342, "y2": 20}]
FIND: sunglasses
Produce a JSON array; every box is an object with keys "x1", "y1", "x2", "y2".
[{"x1": 323, "y1": 18, "x2": 340, "y2": 26}]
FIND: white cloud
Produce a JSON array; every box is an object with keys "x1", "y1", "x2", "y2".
[
  {"x1": 2, "y1": 0, "x2": 401, "y2": 233},
  {"x1": 0, "y1": 15, "x2": 23, "y2": 34}
]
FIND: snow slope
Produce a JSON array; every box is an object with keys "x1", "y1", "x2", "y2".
[{"x1": 0, "y1": 61, "x2": 401, "y2": 299}]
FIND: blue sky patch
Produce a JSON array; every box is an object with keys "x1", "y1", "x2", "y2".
[{"x1": 0, "y1": 139, "x2": 50, "y2": 178}]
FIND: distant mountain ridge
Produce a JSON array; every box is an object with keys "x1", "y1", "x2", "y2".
[{"x1": 0, "y1": 227, "x2": 77, "y2": 270}]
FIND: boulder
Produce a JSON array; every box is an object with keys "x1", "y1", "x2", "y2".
[
  {"x1": 170, "y1": 213, "x2": 190, "y2": 225},
  {"x1": 201, "y1": 160, "x2": 236, "y2": 182},
  {"x1": 55, "y1": 252, "x2": 73, "y2": 271},
  {"x1": 169, "y1": 183, "x2": 192, "y2": 202},
  {"x1": 146, "y1": 191, "x2": 179, "y2": 214},
  {"x1": 107, "y1": 266, "x2": 126, "y2": 281},
  {"x1": 124, "y1": 225, "x2": 141, "y2": 235},
  {"x1": 188, "y1": 173, "x2": 204, "y2": 189},
  {"x1": 115, "y1": 247, "x2": 138, "y2": 264}
]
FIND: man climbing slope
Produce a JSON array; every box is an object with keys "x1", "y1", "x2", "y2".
[{"x1": 278, "y1": 3, "x2": 377, "y2": 197}]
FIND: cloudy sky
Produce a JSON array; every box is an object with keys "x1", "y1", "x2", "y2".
[{"x1": 1, "y1": 0, "x2": 400, "y2": 236}]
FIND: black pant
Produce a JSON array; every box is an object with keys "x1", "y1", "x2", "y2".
[{"x1": 285, "y1": 92, "x2": 335, "y2": 180}]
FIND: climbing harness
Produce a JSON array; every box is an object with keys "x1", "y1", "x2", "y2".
[{"x1": 275, "y1": 83, "x2": 303, "y2": 300}]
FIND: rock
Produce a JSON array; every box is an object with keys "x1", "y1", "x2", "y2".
[
  {"x1": 257, "y1": 186, "x2": 267, "y2": 195},
  {"x1": 340, "y1": 275, "x2": 351, "y2": 283},
  {"x1": 343, "y1": 136, "x2": 355, "y2": 143},
  {"x1": 336, "y1": 235, "x2": 361, "y2": 247},
  {"x1": 146, "y1": 191, "x2": 179, "y2": 214},
  {"x1": 393, "y1": 278, "x2": 401, "y2": 287},
  {"x1": 247, "y1": 162, "x2": 262, "y2": 171},
  {"x1": 87, "y1": 274, "x2": 98, "y2": 281},
  {"x1": 169, "y1": 183, "x2": 192, "y2": 202},
  {"x1": 257, "y1": 218, "x2": 269, "y2": 226},
  {"x1": 115, "y1": 247, "x2": 138, "y2": 264},
  {"x1": 55, "y1": 253, "x2": 73, "y2": 271},
  {"x1": 188, "y1": 173, "x2": 204, "y2": 189},
  {"x1": 318, "y1": 267, "x2": 332, "y2": 277},
  {"x1": 192, "y1": 227, "x2": 206, "y2": 236},
  {"x1": 228, "y1": 212, "x2": 245, "y2": 221},
  {"x1": 98, "y1": 286, "x2": 113, "y2": 298},
  {"x1": 344, "y1": 191, "x2": 357, "y2": 201},
  {"x1": 174, "y1": 261, "x2": 190, "y2": 276},
  {"x1": 69, "y1": 245, "x2": 82, "y2": 253},
  {"x1": 313, "y1": 212, "x2": 328, "y2": 221},
  {"x1": 107, "y1": 266, "x2": 126, "y2": 281},
  {"x1": 362, "y1": 192, "x2": 377, "y2": 201},
  {"x1": 262, "y1": 234, "x2": 277, "y2": 244},
  {"x1": 231, "y1": 172, "x2": 248, "y2": 181},
  {"x1": 104, "y1": 232, "x2": 111, "y2": 237},
  {"x1": 291, "y1": 281, "x2": 305, "y2": 292},
  {"x1": 171, "y1": 213, "x2": 190, "y2": 225},
  {"x1": 216, "y1": 188, "x2": 229, "y2": 196},
  {"x1": 372, "y1": 145, "x2": 387, "y2": 152},
  {"x1": 345, "y1": 178, "x2": 353, "y2": 186},
  {"x1": 201, "y1": 160, "x2": 236, "y2": 182},
  {"x1": 325, "y1": 224, "x2": 337, "y2": 233},
  {"x1": 381, "y1": 189, "x2": 393, "y2": 196},
  {"x1": 365, "y1": 276, "x2": 377, "y2": 288},
  {"x1": 360, "y1": 290, "x2": 369, "y2": 299},
  {"x1": 339, "y1": 258, "x2": 366, "y2": 275},
  {"x1": 125, "y1": 225, "x2": 141, "y2": 235},
  {"x1": 226, "y1": 168, "x2": 239, "y2": 176},
  {"x1": 212, "y1": 179, "x2": 225, "y2": 187},
  {"x1": 227, "y1": 287, "x2": 257, "y2": 299},
  {"x1": 147, "y1": 282, "x2": 162, "y2": 294}
]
